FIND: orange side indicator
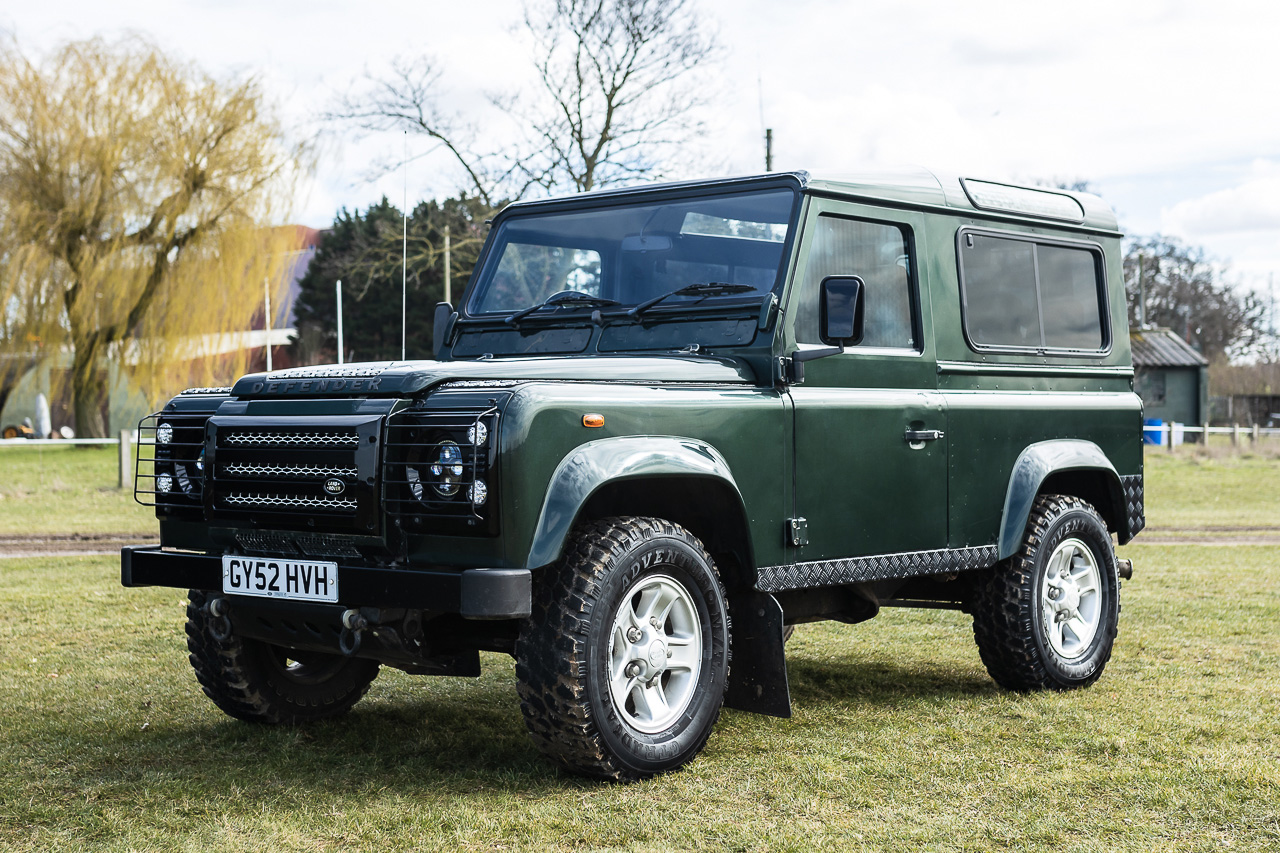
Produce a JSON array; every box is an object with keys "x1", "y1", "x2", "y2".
[{"x1": 583, "y1": 413, "x2": 605, "y2": 428}]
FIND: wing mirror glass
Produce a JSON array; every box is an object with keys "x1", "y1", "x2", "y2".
[
  {"x1": 820, "y1": 275, "x2": 865, "y2": 346},
  {"x1": 433, "y1": 302, "x2": 457, "y2": 359}
]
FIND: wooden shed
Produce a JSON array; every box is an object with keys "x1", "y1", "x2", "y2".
[{"x1": 1131, "y1": 327, "x2": 1209, "y2": 426}]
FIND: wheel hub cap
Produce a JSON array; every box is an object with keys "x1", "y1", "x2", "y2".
[
  {"x1": 1039, "y1": 537, "x2": 1103, "y2": 660},
  {"x1": 607, "y1": 573, "x2": 702, "y2": 733}
]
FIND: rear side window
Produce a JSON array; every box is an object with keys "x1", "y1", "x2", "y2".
[{"x1": 958, "y1": 230, "x2": 1108, "y2": 353}]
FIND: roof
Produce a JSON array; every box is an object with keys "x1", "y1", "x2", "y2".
[
  {"x1": 498, "y1": 168, "x2": 1121, "y2": 234},
  {"x1": 1131, "y1": 327, "x2": 1209, "y2": 368}
]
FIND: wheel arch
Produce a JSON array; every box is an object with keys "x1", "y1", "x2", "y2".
[
  {"x1": 523, "y1": 436, "x2": 755, "y2": 584},
  {"x1": 998, "y1": 440, "x2": 1129, "y2": 560}
]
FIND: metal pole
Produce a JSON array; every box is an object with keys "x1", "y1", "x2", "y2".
[
  {"x1": 1136, "y1": 253, "x2": 1146, "y2": 328},
  {"x1": 765, "y1": 128, "x2": 773, "y2": 172},
  {"x1": 336, "y1": 279, "x2": 345, "y2": 365},
  {"x1": 444, "y1": 226, "x2": 452, "y2": 305},
  {"x1": 264, "y1": 277, "x2": 272, "y2": 373},
  {"x1": 118, "y1": 428, "x2": 131, "y2": 490}
]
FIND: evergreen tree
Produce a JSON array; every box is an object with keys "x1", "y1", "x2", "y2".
[{"x1": 293, "y1": 195, "x2": 492, "y2": 363}]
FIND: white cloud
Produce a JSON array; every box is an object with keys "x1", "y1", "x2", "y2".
[{"x1": 1161, "y1": 160, "x2": 1280, "y2": 236}]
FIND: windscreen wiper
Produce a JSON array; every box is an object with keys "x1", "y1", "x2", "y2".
[
  {"x1": 506, "y1": 290, "x2": 621, "y2": 326},
  {"x1": 626, "y1": 282, "x2": 759, "y2": 318}
]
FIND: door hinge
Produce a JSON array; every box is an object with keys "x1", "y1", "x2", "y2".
[{"x1": 787, "y1": 517, "x2": 809, "y2": 547}]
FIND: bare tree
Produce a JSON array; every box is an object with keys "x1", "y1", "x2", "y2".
[
  {"x1": 516, "y1": 0, "x2": 718, "y2": 194},
  {"x1": 330, "y1": 0, "x2": 719, "y2": 202},
  {"x1": 1124, "y1": 236, "x2": 1267, "y2": 363},
  {"x1": 329, "y1": 56, "x2": 523, "y2": 207}
]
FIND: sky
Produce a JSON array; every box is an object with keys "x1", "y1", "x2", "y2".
[{"x1": 6, "y1": 0, "x2": 1280, "y2": 304}]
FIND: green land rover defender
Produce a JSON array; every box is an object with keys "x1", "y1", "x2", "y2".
[{"x1": 125, "y1": 170, "x2": 1144, "y2": 780}]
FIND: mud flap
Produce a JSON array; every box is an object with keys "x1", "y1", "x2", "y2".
[{"x1": 724, "y1": 588, "x2": 792, "y2": 718}]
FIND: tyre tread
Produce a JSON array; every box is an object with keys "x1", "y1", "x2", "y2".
[
  {"x1": 514, "y1": 517, "x2": 725, "y2": 781},
  {"x1": 971, "y1": 495, "x2": 1117, "y2": 691}
]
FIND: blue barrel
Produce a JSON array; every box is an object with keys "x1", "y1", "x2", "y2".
[{"x1": 1142, "y1": 418, "x2": 1164, "y2": 445}]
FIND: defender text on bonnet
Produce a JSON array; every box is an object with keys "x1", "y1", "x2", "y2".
[{"x1": 126, "y1": 170, "x2": 1143, "y2": 780}]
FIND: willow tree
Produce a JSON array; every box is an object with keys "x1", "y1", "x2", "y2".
[{"x1": 0, "y1": 37, "x2": 306, "y2": 436}]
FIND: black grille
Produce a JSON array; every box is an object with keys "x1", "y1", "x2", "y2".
[
  {"x1": 208, "y1": 415, "x2": 382, "y2": 534},
  {"x1": 234, "y1": 530, "x2": 365, "y2": 560},
  {"x1": 384, "y1": 406, "x2": 498, "y2": 533},
  {"x1": 135, "y1": 412, "x2": 212, "y2": 515}
]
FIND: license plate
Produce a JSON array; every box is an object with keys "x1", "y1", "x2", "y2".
[{"x1": 222, "y1": 556, "x2": 339, "y2": 603}]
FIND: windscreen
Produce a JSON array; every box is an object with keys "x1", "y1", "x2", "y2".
[{"x1": 468, "y1": 189, "x2": 796, "y2": 316}]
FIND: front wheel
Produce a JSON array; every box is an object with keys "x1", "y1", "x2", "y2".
[
  {"x1": 185, "y1": 589, "x2": 380, "y2": 724},
  {"x1": 971, "y1": 495, "x2": 1120, "y2": 691},
  {"x1": 515, "y1": 517, "x2": 730, "y2": 780}
]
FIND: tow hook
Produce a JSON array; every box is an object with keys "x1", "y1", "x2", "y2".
[
  {"x1": 1116, "y1": 558, "x2": 1134, "y2": 580},
  {"x1": 339, "y1": 609, "x2": 369, "y2": 656},
  {"x1": 204, "y1": 596, "x2": 232, "y2": 642}
]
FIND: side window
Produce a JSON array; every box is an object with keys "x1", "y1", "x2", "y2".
[
  {"x1": 959, "y1": 231, "x2": 1107, "y2": 352},
  {"x1": 796, "y1": 215, "x2": 916, "y2": 349}
]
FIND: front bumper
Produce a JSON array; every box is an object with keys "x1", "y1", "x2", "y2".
[{"x1": 120, "y1": 545, "x2": 531, "y2": 619}]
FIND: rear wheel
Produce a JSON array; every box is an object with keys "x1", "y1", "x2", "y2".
[
  {"x1": 185, "y1": 589, "x2": 380, "y2": 724},
  {"x1": 515, "y1": 517, "x2": 730, "y2": 780},
  {"x1": 971, "y1": 495, "x2": 1120, "y2": 691}
]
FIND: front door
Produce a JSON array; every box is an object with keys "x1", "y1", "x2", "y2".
[{"x1": 786, "y1": 203, "x2": 948, "y2": 563}]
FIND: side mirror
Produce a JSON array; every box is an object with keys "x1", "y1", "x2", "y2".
[
  {"x1": 432, "y1": 302, "x2": 457, "y2": 359},
  {"x1": 820, "y1": 275, "x2": 865, "y2": 347},
  {"x1": 787, "y1": 275, "x2": 866, "y2": 384}
]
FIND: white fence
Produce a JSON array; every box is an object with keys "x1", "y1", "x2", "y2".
[
  {"x1": 0, "y1": 430, "x2": 139, "y2": 488},
  {"x1": 1143, "y1": 423, "x2": 1280, "y2": 449}
]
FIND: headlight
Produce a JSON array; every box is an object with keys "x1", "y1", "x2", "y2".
[
  {"x1": 406, "y1": 439, "x2": 468, "y2": 501},
  {"x1": 174, "y1": 447, "x2": 205, "y2": 497}
]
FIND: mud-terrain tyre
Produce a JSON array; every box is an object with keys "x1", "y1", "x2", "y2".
[
  {"x1": 515, "y1": 517, "x2": 730, "y2": 781},
  {"x1": 186, "y1": 589, "x2": 380, "y2": 724},
  {"x1": 971, "y1": 495, "x2": 1120, "y2": 691}
]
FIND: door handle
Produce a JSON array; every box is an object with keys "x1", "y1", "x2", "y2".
[{"x1": 904, "y1": 428, "x2": 945, "y2": 442}]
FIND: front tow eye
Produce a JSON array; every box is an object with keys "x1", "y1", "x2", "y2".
[
  {"x1": 204, "y1": 596, "x2": 232, "y2": 642},
  {"x1": 339, "y1": 609, "x2": 368, "y2": 656}
]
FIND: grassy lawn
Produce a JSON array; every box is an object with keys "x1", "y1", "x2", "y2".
[
  {"x1": 1, "y1": 546, "x2": 1276, "y2": 852},
  {"x1": 1143, "y1": 451, "x2": 1280, "y2": 534},
  {"x1": 0, "y1": 445, "x2": 157, "y2": 537},
  {"x1": 0, "y1": 444, "x2": 1277, "y2": 542}
]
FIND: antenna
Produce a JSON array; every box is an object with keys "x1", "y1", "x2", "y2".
[{"x1": 402, "y1": 130, "x2": 408, "y2": 362}]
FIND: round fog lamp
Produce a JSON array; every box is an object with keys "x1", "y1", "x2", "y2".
[
  {"x1": 468, "y1": 479, "x2": 488, "y2": 507},
  {"x1": 156, "y1": 473, "x2": 174, "y2": 493},
  {"x1": 467, "y1": 421, "x2": 488, "y2": 447},
  {"x1": 156, "y1": 423, "x2": 173, "y2": 445}
]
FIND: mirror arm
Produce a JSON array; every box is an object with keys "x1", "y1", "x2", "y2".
[
  {"x1": 785, "y1": 344, "x2": 844, "y2": 385},
  {"x1": 791, "y1": 344, "x2": 845, "y2": 363}
]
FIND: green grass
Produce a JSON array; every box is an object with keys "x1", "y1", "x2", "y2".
[
  {"x1": 0, "y1": 446, "x2": 157, "y2": 536},
  {"x1": 1144, "y1": 451, "x2": 1280, "y2": 533},
  {"x1": 1, "y1": 548, "x2": 1276, "y2": 852},
  {"x1": 1, "y1": 444, "x2": 1276, "y2": 542}
]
